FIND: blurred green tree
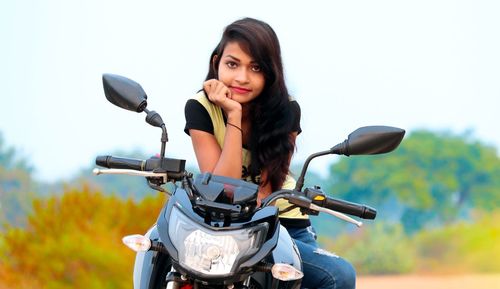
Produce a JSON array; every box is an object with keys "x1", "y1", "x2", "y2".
[
  {"x1": 323, "y1": 222, "x2": 417, "y2": 274},
  {"x1": 414, "y1": 210, "x2": 500, "y2": 273},
  {"x1": 0, "y1": 133, "x2": 36, "y2": 227},
  {"x1": 0, "y1": 133, "x2": 32, "y2": 172},
  {"x1": 326, "y1": 129, "x2": 500, "y2": 233}
]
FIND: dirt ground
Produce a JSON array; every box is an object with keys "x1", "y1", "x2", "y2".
[{"x1": 357, "y1": 274, "x2": 500, "y2": 289}]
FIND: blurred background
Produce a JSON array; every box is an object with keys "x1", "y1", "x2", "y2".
[{"x1": 1, "y1": 0, "x2": 499, "y2": 288}]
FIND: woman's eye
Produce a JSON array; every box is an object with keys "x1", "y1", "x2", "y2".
[
  {"x1": 251, "y1": 65, "x2": 261, "y2": 72},
  {"x1": 226, "y1": 61, "x2": 237, "y2": 68}
]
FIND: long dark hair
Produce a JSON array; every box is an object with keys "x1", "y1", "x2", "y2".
[{"x1": 205, "y1": 17, "x2": 295, "y2": 191}]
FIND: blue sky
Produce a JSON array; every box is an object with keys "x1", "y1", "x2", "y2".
[{"x1": 1, "y1": 0, "x2": 499, "y2": 182}]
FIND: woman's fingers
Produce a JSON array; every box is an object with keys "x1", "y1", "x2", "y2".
[
  {"x1": 203, "y1": 79, "x2": 240, "y2": 114},
  {"x1": 203, "y1": 79, "x2": 216, "y2": 96},
  {"x1": 204, "y1": 79, "x2": 231, "y2": 102},
  {"x1": 215, "y1": 82, "x2": 231, "y2": 99}
]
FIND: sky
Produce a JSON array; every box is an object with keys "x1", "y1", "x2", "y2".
[{"x1": 1, "y1": 0, "x2": 499, "y2": 182}]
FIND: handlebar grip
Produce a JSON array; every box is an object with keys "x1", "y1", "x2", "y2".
[
  {"x1": 96, "y1": 155, "x2": 146, "y2": 171},
  {"x1": 324, "y1": 197, "x2": 377, "y2": 219}
]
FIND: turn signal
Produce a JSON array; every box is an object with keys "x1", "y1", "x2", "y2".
[
  {"x1": 122, "y1": 234, "x2": 151, "y2": 252},
  {"x1": 271, "y1": 263, "x2": 304, "y2": 281}
]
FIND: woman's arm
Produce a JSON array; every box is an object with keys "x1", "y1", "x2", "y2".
[
  {"x1": 189, "y1": 117, "x2": 242, "y2": 179},
  {"x1": 188, "y1": 80, "x2": 243, "y2": 179}
]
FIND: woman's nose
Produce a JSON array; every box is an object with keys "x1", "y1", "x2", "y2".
[{"x1": 235, "y1": 68, "x2": 249, "y2": 83}]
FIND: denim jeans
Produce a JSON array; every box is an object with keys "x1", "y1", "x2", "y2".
[{"x1": 286, "y1": 226, "x2": 356, "y2": 289}]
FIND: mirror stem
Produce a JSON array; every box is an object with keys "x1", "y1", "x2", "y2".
[
  {"x1": 330, "y1": 140, "x2": 348, "y2": 156},
  {"x1": 294, "y1": 150, "x2": 331, "y2": 191},
  {"x1": 160, "y1": 124, "x2": 168, "y2": 160},
  {"x1": 143, "y1": 108, "x2": 169, "y2": 160}
]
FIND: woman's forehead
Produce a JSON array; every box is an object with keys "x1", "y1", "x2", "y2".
[{"x1": 221, "y1": 41, "x2": 256, "y2": 62}]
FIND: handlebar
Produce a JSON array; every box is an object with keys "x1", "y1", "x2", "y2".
[
  {"x1": 96, "y1": 156, "x2": 146, "y2": 171},
  {"x1": 95, "y1": 155, "x2": 186, "y2": 174},
  {"x1": 263, "y1": 189, "x2": 377, "y2": 227},
  {"x1": 324, "y1": 197, "x2": 376, "y2": 220},
  {"x1": 93, "y1": 158, "x2": 376, "y2": 224}
]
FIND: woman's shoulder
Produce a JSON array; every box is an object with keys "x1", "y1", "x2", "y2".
[
  {"x1": 189, "y1": 90, "x2": 223, "y2": 116},
  {"x1": 288, "y1": 96, "x2": 301, "y2": 109},
  {"x1": 288, "y1": 97, "x2": 301, "y2": 134},
  {"x1": 185, "y1": 91, "x2": 217, "y2": 115},
  {"x1": 189, "y1": 90, "x2": 207, "y2": 104},
  {"x1": 184, "y1": 91, "x2": 217, "y2": 135},
  {"x1": 289, "y1": 99, "x2": 300, "y2": 110},
  {"x1": 185, "y1": 91, "x2": 207, "y2": 114},
  {"x1": 289, "y1": 98, "x2": 301, "y2": 118}
]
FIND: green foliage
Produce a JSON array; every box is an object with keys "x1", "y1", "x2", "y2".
[
  {"x1": 0, "y1": 185, "x2": 166, "y2": 289},
  {"x1": 326, "y1": 129, "x2": 500, "y2": 232},
  {"x1": 319, "y1": 211, "x2": 500, "y2": 275},
  {"x1": 0, "y1": 167, "x2": 36, "y2": 228},
  {"x1": 322, "y1": 222, "x2": 417, "y2": 274},
  {"x1": 413, "y1": 210, "x2": 500, "y2": 273},
  {"x1": 0, "y1": 133, "x2": 32, "y2": 172},
  {"x1": 0, "y1": 133, "x2": 36, "y2": 228}
]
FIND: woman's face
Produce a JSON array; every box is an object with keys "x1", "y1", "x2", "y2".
[{"x1": 216, "y1": 41, "x2": 265, "y2": 104}]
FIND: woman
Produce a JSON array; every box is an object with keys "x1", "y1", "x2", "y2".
[{"x1": 184, "y1": 17, "x2": 355, "y2": 289}]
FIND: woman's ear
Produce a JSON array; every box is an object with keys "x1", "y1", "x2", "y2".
[{"x1": 212, "y1": 54, "x2": 218, "y2": 74}]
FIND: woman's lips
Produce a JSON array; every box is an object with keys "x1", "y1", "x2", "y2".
[{"x1": 230, "y1": 86, "x2": 252, "y2": 94}]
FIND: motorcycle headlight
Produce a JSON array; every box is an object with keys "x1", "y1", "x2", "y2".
[{"x1": 168, "y1": 206, "x2": 268, "y2": 276}]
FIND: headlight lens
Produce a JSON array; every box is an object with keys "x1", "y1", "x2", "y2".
[{"x1": 168, "y1": 206, "x2": 268, "y2": 276}]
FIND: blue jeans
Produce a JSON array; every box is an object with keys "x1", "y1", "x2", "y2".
[{"x1": 286, "y1": 226, "x2": 356, "y2": 289}]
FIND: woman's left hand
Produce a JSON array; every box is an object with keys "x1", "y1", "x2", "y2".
[{"x1": 203, "y1": 79, "x2": 242, "y2": 117}]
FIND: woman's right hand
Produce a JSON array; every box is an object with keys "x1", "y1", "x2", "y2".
[{"x1": 204, "y1": 79, "x2": 242, "y2": 116}]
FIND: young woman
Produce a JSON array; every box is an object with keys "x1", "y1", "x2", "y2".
[{"x1": 184, "y1": 17, "x2": 355, "y2": 289}]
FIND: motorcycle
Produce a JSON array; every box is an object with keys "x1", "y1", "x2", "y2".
[{"x1": 93, "y1": 74, "x2": 405, "y2": 289}]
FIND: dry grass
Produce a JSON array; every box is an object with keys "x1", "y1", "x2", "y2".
[{"x1": 357, "y1": 274, "x2": 500, "y2": 289}]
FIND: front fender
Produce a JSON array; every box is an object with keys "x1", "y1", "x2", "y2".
[
  {"x1": 252, "y1": 225, "x2": 302, "y2": 289},
  {"x1": 133, "y1": 225, "x2": 172, "y2": 289}
]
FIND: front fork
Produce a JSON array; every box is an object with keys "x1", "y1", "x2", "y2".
[
  {"x1": 165, "y1": 270, "x2": 253, "y2": 289},
  {"x1": 165, "y1": 268, "x2": 185, "y2": 289}
]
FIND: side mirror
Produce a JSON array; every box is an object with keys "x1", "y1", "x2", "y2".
[
  {"x1": 102, "y1": 73, "x2": 148, "y2": 112},
  {"x1": 295, "y1": 126, "x2": 405, "y2": 191},
  {"x1": 330, "y1": 126, "x2": 405, "y2": 156},
  {"x1": 101, "y1": 73, "x2": 168, "y2": 159}
]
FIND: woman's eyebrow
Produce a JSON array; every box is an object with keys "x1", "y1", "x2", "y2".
[
  {"x1": 224, "y1": 54, "x2": 258, "y2": 64},
  {"x1": 224, "y1": 55, "x2": 240, "y2": 62}
]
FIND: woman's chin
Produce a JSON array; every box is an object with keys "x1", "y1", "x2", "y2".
[{"x1": 233, "y1": 94, "x2": 257, "y2": 104}]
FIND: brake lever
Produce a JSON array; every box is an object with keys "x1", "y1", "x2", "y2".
[
  {"x1": 93, "y1": 168, "x2": 167, "y2": 182},
  {"x1": 309, "y1": 203, "x2": 363, "y2": 227}
]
